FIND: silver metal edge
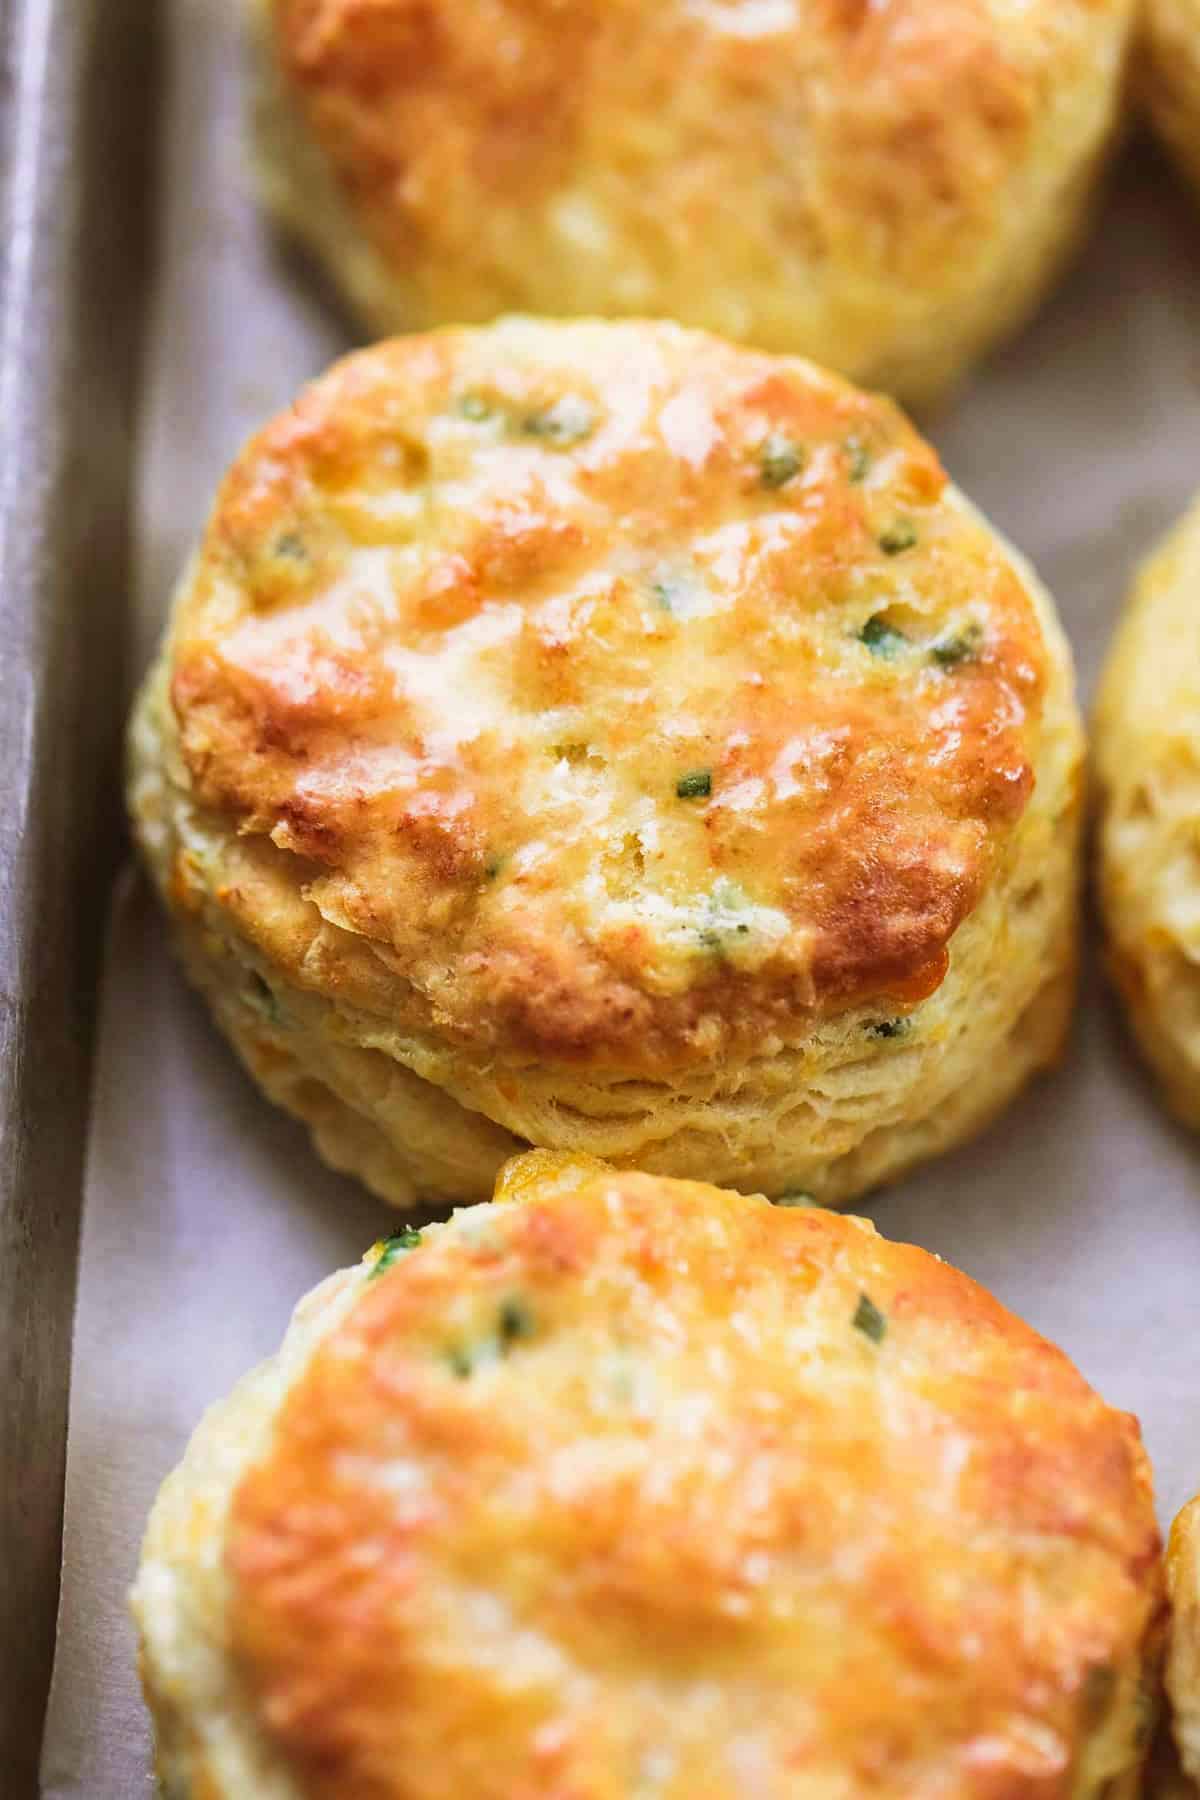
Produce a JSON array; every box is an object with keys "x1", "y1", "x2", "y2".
[{"x1": 0, "y1": 0, "x2": 156, "y2": 1787}]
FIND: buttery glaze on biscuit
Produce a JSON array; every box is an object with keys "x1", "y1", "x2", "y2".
[
  {"x1": 130, "y1": 319, "x2": 1083, "y2": 1206},
  {"x1": 132, "y1": 1157, "x2": 1165, "y2": 1800},
  {"x1": 253, "y1": 0, "x2": 1133, "y2": 404}
]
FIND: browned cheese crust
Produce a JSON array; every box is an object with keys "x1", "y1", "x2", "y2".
[
  {"x1": 219, "y1": 1164, "x2": 1164, "y2": 1799},
  {"x1": 163, "y1": 321, "x2": 1047, "y2": 1072}
]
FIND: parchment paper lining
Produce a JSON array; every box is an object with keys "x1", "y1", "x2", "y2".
[{"x1": 38, "y1": 3, "x2": 1200, "y2": 1790}]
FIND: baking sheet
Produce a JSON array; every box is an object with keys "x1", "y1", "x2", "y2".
[
  {"x1": 37, "y1": 1, "x2": 1200, "y2": 1791},
  {"x1": 0, "y1": 0, "x2": 153, "y2": 1784}
]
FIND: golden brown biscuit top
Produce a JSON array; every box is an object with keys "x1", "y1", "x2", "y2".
[
  {"x1": 170, "y1": 320, "x2": 1047, "y2": 1066},
  {"x1": 266, "y1": 0, "x2": 1109, "y2": 365},
  {"x1": 228, "y1": 1158, "x2": 1161, "y2": 1800}
]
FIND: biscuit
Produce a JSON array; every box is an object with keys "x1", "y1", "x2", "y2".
[
  {"x1": 1142, "y1": 0, "x2": 1200, "y2": 195},
  {"x1": 128, "y1": 319, "x2": 1084, "y2": 1210},
  {"x1": 131, "y1": 1154, "x2": 1165, "y2": 1800},
  {"x1": 1094, "y1": 497, "x2": 1200, "y2": 1126},
  {"x1": 1167, "y1": 1495, "x2": 1200, "y2": 1785},
  {"x1": 250, "y1": 0, "x2": 1133, "y2": 408}
]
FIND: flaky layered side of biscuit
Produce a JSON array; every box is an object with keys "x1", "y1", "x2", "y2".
[
  {"x1": 1169, "y1": 1499, "x2": 1200, "y2": 1789},
  {"x1": 130, "y1": 602, "x2": 1082, "y2": 1212},
  {"x1": 1169, "y1": 1500, "x2": 1200, "y2": 1783},
  {"x1": 132, "y1": 1156, "x2": 1164, "y2": 1800},
  {"x1": 249, "y1": 0, "x2": 1133, "y2": 408},
  {"x1": 1094, "y1": 498, "x2": 1200, "y2": 1127}
]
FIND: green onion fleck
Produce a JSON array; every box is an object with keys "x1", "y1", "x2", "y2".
[
  {"x1": 930, "y1": 625, "x2": 982, "y2": 668},
  {"x1": 759, "y1": 433, "x2": 804, "y2": 490},
  {"x1": 853, "y1": 1292, "x2": 887, "y2": 1344},
  {"x1": 273, "y1": 531, "x2": 307, "y2": 561},
  {"x1": 458, "y1": 392, "x2": 494, "y2": 422},
  {"x1": 521, "y1": 395, "x2": 594, "y2": 446},
  {"x1": 498, "y1": 1298, "x2": 535, "y2": 1345},
  {"x1": 676, "y1": 769, "x2": 712, "y2": 800},
  {"x1": 651, "y1": 573, "x2": 707, "y2": 618},
  {"x1": 371, "y1": 1226, "x2": 422, "y2": 1279},
  {"x1": 775, "y1": 1191, "x2": 817, "y2": 1208},
  {"x1": 879, "y1": 521, "x2": 918, "y2": 556},
  {"x1": 860, "y1": 615, "x2": 906, "y2": 659},
  {"x1": 868, "y1": 1018, "x2": 909, "y2": 1040},
  {"x1": 441, "y1": 1299, "x2": 534, "y2": 1378},
  {"x1": 846, "y1": 437, "x2": 871, "y2": 483}
]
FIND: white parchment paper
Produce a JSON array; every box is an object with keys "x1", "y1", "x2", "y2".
[{"x1": 38, "y1": 1, "x2": 1200, "y2": 1791}]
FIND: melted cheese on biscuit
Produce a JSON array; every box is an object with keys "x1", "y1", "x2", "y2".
[
  {"x1": 171, "y1": 320, "x2": 1046, "y2": 1067},
  {"x1": 227, "y1": 1165, "x2": 1163, "y2": 1800}
]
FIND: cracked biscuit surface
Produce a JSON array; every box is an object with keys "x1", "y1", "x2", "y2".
[
  {"x1": 250, "y1": 0, "x2": 1133, "y2": 408},
  {"x1": 131, "y1": 1153, "x2": 1165, "y2": 1800},
  {"x1": 128, "y1": 319, "x2": 1084, "y2": 1208}
]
